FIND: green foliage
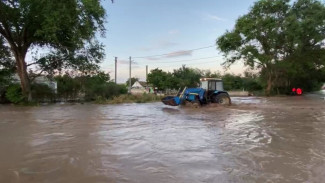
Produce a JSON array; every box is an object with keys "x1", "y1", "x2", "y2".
[
  {"x1": 147, "y1": 68, "x2": 174, "y2": 90},
  {"x1": 0, "y1": 36, "x2": 14, "y2": 98},
  {"x1": 148, "y1": 66, "x2": 201, "y2": 90},
  {"x1": 202, "y1": 70, "x2": 222, "y2": 78},
  {"x1": 243, "y1": 79, "x2": 263, "y2": 92},
  {"x1": 148, "y1": 66, "x2": 263, "y2": 92},
  {"x1": 82, "y1": 72, "x2": 110, "y2": 100},
  {"x1": 55, "y1": 72, "x2": 127, "y2": 102},
  {"x1": 222, "y1": 74, "x2": 243, "y2": 91},
  {"x1": 55, "y1": 75, "x2": 82, "y2": 100},
  {"x1": 217, "y1": 0, "x2": 325, "y2": 94},
  {"x1": 5, "y1": 84, "x2": 25, "y2": 104},
  {"x1": 31, "y1": 84, "x2": 55, "y2": 102},
  {"x1": 222, "y1": 73, "x2": 263, "y2": 92},
  {"x1": 106, "y1": 83, "x2": 128, "y2": 97},
  {"x1": 0, "y1": 0, "x2": 107, "y2": 100},
  {"x1": 173, "y1": 65, "x2": 201, "y2": 88}
]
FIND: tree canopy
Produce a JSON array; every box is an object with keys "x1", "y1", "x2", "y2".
[
  {"x1": 217, "y1": 0, "x2": 325, "y2": 95},
  {"x1": 148, "y1": 66, "x2": 218, "y2": 90},
  {"x1": 0, "y1": 0, "x2": 106, "y2": 101}
]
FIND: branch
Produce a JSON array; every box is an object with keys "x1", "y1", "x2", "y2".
[
  {"x1": 29, "y1": 69, "x2": 46, "y2": 82},
  {"x1": 0, "y1": 21, "x2": 17, "y2": 49},
  {"x1": 0, "y1": 24, "x2": 8, "y2": 39},
  {"x1": 27, "y1": 61, "x2": 38, "y2": 67}
]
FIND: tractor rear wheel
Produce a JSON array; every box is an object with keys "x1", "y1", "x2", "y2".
[{"x1": 214, "y1": 93, "x2": 231, "y2": 105}]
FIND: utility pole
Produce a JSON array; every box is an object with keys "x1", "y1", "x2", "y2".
[
  {"x1": 146, "y1": 65, "x2": 148, "y2": 87},
  {"x1": 128, "y1": 56, "x2": 132, "y2": 94},
  {"x1": 115, "y1": 57, "x2": 117, "y2": 84}
]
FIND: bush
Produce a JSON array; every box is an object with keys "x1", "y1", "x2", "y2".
[
  {"x1": 31, "y1": 83, "x2": 55, "y2": 102},
  {"x1": 106, "y1": 83, "x2": 128, "y2": 98},
  {"x1": 243, "y1": 79, "x2": 263, "y2": 92},
  {"x1": 5, "y1": 84, "x2": 25, "y2": 104},
  {"x1": 55, "y1": 75, "x2": 82, "y2": 101}
]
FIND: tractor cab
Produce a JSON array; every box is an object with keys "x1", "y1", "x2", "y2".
[
  {"x1": 199, "y1": 78, "x2": 230, "y2": 104},
  {"x1": 200, "y1": 78, "x2": 224, "y2": 91}
]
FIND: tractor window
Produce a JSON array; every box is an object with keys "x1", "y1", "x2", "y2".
[
  {"x1": 208, "y1": 81, "x2": 216, "y2": 90},
  {"x1": 216, "y1": 81, "x2": 224, "y2": 91},
  {"x1": 200, "y1": 81, "x2": 208, "y2": 90}
]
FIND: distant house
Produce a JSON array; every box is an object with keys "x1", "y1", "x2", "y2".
[{"x1": 131, "y1": 81, "x2": 153, "y2": 94}]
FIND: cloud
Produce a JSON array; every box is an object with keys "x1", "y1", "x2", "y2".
[
  {"x1": 146, "y1": 57, "x2": 161, "y2": 61},
  {"x1": 140, "y1": 39, "x2": 178, "y2": 51},
  {"x1": 165, "y1": 50, "x2": 193, "y2": 58},
  {"x1": 142, "y1": 50, "x2": 194, "y2": 61},
  {"x1": 139, "y1": 30, "x2": 179, "y2": 51},
  {"x1": 206, "y1": 14, "x2": 227, "y2": 22},
  {"x1": 168, "y1": 29, "x2": 179, "y2": 35}
]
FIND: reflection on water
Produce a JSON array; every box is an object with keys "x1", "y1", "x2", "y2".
[{"x1": 1, "y1": 96, "x2": 325, "y2": 182}]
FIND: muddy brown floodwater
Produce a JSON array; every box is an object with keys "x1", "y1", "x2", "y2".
[{"x1": 1, "y1": 96, "x2": 325, "y2": 183}]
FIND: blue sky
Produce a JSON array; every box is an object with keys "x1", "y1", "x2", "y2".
[{"x1": 100, "y1": 0, "x2": 257, "y2": 83}]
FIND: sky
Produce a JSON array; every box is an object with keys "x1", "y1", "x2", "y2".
[{"x1": 100, "y1": 0, "x2": 257, "y2": 83}]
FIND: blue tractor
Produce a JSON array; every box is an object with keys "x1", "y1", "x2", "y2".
[{"x1": 162, "y1": 78, "x2": 231, "y2": 107}]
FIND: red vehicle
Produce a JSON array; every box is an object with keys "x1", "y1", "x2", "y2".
[
  {"x1": 296, "y1": 88, "x2": 302, "y2": 95},
  {"x1": 291, "y1": 87, "x2": 302, "y2": 96}
]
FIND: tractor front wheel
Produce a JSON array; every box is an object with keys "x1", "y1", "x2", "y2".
[
  {"x1": 191, "y1": 100, "x2": 201, "y2": 108},
  {"x1": 214, "y1": 93, "x2": 231, "y2": 105}
]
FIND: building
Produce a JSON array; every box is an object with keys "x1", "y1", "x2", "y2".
[{"x1": 131, "y1": 81, "x2": 153, "y2": 94}]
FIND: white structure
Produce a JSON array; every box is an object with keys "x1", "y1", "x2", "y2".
[
  {"x1": 132, "y1": 81, "x2": 145, "y2": 89},
  {"x1": 131, "y1": 81, "x2": 153, "y2": 94}
]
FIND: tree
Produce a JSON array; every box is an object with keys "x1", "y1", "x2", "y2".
[
  {"x1": 222, "y1": 74, "x2": 243, "y2": 91},
  {"x1": 0, "y1": 0, "x2": 106, "y2": 101},
  {"x1": 202, "y1": 70, "x2": 222, "y2": 78},
  {"x1": 217, "y1": 0, "x2": 325, "y2": 95},
  {"x1": 55, "y1": 72, "x2": 126, "y2": 101},
  {"x1": 173, "y1": 65, "x2": 201, "y2": 88},
  {"x1": 125, "y1": 77, "x2": 139, "y2": 87},
  {"x1": 55, "y1": 74, "x2": 82, "y2": 100},
  {"x1": 0, "y1": 36, "x2": 14, "y2": 96},
  {"x1": 147, "y1": 68, "x2": 169, "y2": 90}
]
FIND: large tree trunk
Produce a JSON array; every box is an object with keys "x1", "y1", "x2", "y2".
[{"x1": 14, "y1": 51, "x2": 32, "y2": 102}]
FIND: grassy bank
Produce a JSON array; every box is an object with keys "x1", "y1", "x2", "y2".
[{"x1": 95, "y1": 94, "x2": 164, "y2": 104}]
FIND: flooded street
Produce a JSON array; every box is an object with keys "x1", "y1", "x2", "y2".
[{"x1": 1, "y1": 96, "x2": 325, "y2": 183}]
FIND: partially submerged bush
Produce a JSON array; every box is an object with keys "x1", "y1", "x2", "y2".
[
  {"x1": 5, "y1": 84, "x2": 25, "y2": 104},
  {"x1": 31, "y1": 83, "x2": 55, "y2": 102}
]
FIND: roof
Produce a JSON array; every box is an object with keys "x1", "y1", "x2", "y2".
[
  {"x1": 132, "y1": 81, "x2": 153, "y2": 88},
  {"x1": 138, "y1": 81, "x2": 148, "y2": 86}
]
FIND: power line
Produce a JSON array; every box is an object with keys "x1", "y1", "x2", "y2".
[
  {"x1": 136, "y1": 56, "x2": 221, "y2": 65},
  {"x1": 133, "y1": 45, "x2": 215, "y2": 59},
  {"x1": 154, "y1": 60, "x2": 221, "y2": 68}
]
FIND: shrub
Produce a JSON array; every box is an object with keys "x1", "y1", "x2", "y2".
[
  {"x1": 31, "y1": 83, "x2": 55, "y2": 102},
  {"x1": 5, "y1": 84, "x2": 24, "y2": 104}
]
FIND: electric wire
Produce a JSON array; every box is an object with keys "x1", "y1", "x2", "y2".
[
  {"x1": 133, "y1": 45, "x2": 215, "y2": 59},
  {"x1": 135, "y1": 56, "x2": 221, "y2": 65}
]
